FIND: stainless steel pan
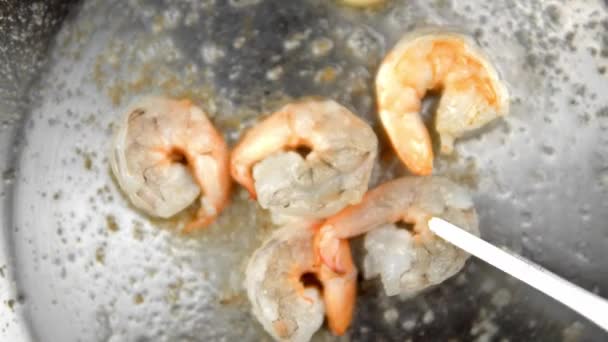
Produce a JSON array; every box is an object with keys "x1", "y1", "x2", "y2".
[{"x1": 1, "y1": 0, "x2": 607, "y2": 340}]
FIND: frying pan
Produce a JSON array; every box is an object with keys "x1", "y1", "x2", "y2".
[{"x1": 1, "y1": 0, "x2": 608, "y2": 340}]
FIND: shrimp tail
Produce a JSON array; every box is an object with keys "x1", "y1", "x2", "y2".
[
  {"x1": 315, "y1": 227, "x2": 348, "y2": 274},
  {"x1": 246, "y1": 184, "x2": 257, "y2": 200},
  {"x1": 320, "y1": 239, "x2": 357, "y2": 335},
  {"x1": 181, "y1": 196, "x2": 231, "y2": 234},
  {"x1": 230, "y1": 158, "x2": 258, "y2": 200}
]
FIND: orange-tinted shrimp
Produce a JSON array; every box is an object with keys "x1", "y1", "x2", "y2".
[
  {"x1": 231, "y1": 98, "x2": 377, "y2": 219},
  {"x1": 376, "y1": 31, "x2": 509, "y2": 174},
  {"x1": 317, "y1": 176, "x2": 478, "y2": 297},
  {"x1": 110, "y1": 96, "x2": 231, "y2": 232},
  {"x1": 245, "y1": 224, "x2": 357, "y2": 341}
]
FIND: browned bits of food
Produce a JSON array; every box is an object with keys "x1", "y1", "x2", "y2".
[
  {"x1": 84, "y1": 154, "x2": 93, "y2": 170},
  {"x1": 95, "y1": 247, "x2": 105, "y2": 264},
  {"x1": 106, "y1": 214, "x2": 118, "y2": 232}
]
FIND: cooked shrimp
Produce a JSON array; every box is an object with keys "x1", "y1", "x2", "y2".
[
  {"x1": 231, "y1": 98, "x2": 377, "y2": 219},
  {"x1": 110, "y1": 96, "x2": 231, "y2": 233},
  {"x1": 376, "y1": 30, "x2": 509, "y2": 175},
  {"x1": 317, "y1": 176, "x2": 478, "y2": 297},
  {"x1": 245, "y1": 224, "x2": 357, "y2": 342}
]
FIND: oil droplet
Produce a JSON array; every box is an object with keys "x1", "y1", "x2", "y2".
[
  {"x1": 540, "y1": 144, "x2": 555, "y2": 156},
  {"x1": 383, "y1": 308, "x2": 399, "y2": 325},
  {"x1": 265, "y1": 66, "x2": 283, "y2": 81},
  {"x1": 562, "y1": 321, "x2": 584, "y2": 342},
  {"x1": 345, "y1": 27, "x2": 384, "y2": 64},
  {"x1": 579, "y1": 206, "x2": 591, "y2": 222},
  {"x1": 310, "y1": 37, "x2": 334, "y2": 57},
  {"x1": 2, "y1": 168, "x2": 15, "y2": 185},
  {"x1": 481, "y1": 278, "x2": 496, "y2": 292},
  {"x1": 401, "y1": 318, "x2": 417, "y2": 331},
  {"x1": 95, "y1": 310, "x2": 112, "y2": 341},
  {"x1": 491, "y1": 288, "x2": 512, "y2": 308},
  {"x1": 520, "y1": 210, "x2": 532, "y2": 228},
  {"x1": 422, "y1": 310, "x2": 435, "y2": 324},
  {"x1": 200, "y1": 44, "x2": 225, "y2": 65},
  {"x1": 233, "y1": 36, "x2": 246, "y2": 49},
  {"x1": 521, "y1": 232, "x2": 530, "y2": 246}
]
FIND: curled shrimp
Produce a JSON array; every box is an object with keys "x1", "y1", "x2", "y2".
[
  {"x1": 110, "y1": 96, "x2": 231, "y2": 232},
  {"x1": 231, "y1": 98, "x2": 377, "y2": 219},
  {"x1": 245, "y1": 224, "x2": 357, "y2": 342},
  {"x1": 376, "y1": 30, "x2": 509, "y2": 175},
  {"x1": 317, "y1": 176, "x2": 478, "y2": 297}
]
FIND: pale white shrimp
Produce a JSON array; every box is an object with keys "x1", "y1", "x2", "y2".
[
  {"x1": 316, "y1": 176, "x2": 478, "y2": 297},
  {"x1": 231, "y1": 98, "x2": 377, "y2": 219},
  {"x1": 245, "y1": 224, "x2": 357, "y2": 342},
  {"x1": 376, "y1": 30, "x2": 509, "y2": 175},
  {"x1": 110, "y1": 96, "x2": 231, "y2": 233}
]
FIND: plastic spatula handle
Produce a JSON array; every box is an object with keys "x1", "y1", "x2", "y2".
[{"x1": 428, "y1": 217, "x2": 608, "y2": 332}]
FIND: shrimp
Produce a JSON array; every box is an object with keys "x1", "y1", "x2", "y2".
[
  {"x1": 376, "y1": 30, "x2": 509, "y2": 175},
  {"x1": 317, "y1": 176, "x2": 478, "y2": 297},
  {"x1": 245, "y1": 224, "x2": 357, "y2": 342},
  {"x1": 231, "y1": 98, "x2": 377, "y2": 219},
  {"x1": 110, "y1": 96, "x2": 231, "y2": 233}
]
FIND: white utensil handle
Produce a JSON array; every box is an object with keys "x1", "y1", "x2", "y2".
[{"x1": 428, "y1": 217, "x2": 608, "y2": 331}]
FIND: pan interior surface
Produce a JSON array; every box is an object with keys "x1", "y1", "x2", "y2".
[{"x1": 2, "y1": 0, "x2": 608, "y2": 341}]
